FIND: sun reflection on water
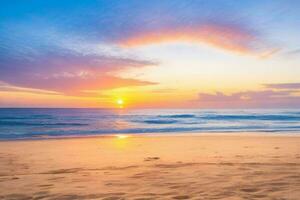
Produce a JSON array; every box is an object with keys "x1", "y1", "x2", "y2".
[{"x1": 115, "y1": 134, "x2": 129, "y2": 139}]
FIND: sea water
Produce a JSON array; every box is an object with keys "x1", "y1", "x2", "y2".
[{"x1": 1, "y1": 108, "x2": 300, "y2": 139}]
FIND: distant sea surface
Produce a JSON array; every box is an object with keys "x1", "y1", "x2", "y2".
[{"x1": 1, "y1": 108, "x2": 300, "y2": 140}]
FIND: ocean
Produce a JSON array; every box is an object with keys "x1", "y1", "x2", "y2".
[{"x1": 1, "y1": 108, "x2": 300, "y2": 140}]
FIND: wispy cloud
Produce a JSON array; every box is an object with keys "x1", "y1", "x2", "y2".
[
  {"x1": 118, "y1": 22, "x2": 276, "y2": 56},
  {"x1": 285, "y1": 48, "x2": 300, "y2": 56},
  {"x1": 0, "y1": 47, "x2": 157, "y2": 96},
  {"x1": 120, "y1": 23, "x2": 255, "y2": 54},
  {"x1": 0, "y1": 82, "x2": 59, "y2": 95},
  {"x1": 197, "y1": 90, "x2": 300, "y2": 108},
  {"x1": 264, "y1": 83, "x2": 300, "y2": 89}
]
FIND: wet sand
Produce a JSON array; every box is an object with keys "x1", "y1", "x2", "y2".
[{"x1": 0, "y1": 134, "x2": 300, "y2": 199}]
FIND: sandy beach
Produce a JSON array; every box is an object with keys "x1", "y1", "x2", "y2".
[{"x1": 0, "y1": 134, "x2": 300, "y2": 200}]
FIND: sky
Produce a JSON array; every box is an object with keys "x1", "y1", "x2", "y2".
[{"x1": 1, "y1": 0, "x2": 300, "y2": 108}]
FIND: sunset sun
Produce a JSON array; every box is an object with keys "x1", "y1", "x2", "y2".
[{"x1": 116, "y1": 99, "x2": 124, "y2": 108}]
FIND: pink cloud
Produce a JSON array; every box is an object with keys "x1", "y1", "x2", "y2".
[
  {"x1": 0, "y1": 52, "x2": 157, "y2": 96},
  {"x1": 197, "y1": 90, "x2": 300, "y2": 108},
  {"x1": 264, "y1": 83, "x2": 300, "y2": 89},
  {"x1": 13, "y1": 75, "x2": 155, "y2": 96},
  {"x1": 119, "y1": 23, "x2": 272, "y2": 55}
]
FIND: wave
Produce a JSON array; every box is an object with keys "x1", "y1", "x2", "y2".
[
  {"x1": 201, "y1": 114, "x2": 300, "y2": 121},
  {"x1": 2, "y1": 125, "x2": 300, "y2": 140},
  {"x1": 155, "y1": 113, "x2": 300, "y2": 121},
  {"x1": 0, "y1": 115, "x2": 54, "y2": 120},
  {"x1": 0, "y1": 121, "x2": 88, "y2": 126},
  {"x1": 137, "y1": 119, "x2": 178, "y2": 124},
  {"x1": 158, "y1": 114, "x2": 196, "y2": 118}
]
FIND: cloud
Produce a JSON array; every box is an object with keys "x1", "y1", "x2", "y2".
[
  {"x1": 0, "y1": 48, "x2": 157, "y2": 96},
  {"x1": 197, "y1": 90, "x2": 300, "y2": 108},
  {"x1": 286, "y1": 48, "x2": 300, "y2": 55},
  {"x1": 119, "y1": 22, "x2": 265, "y2": 55},
  {"x1": 264, "y1": 83, "x2": 300, "y2": 89},
  {"x1": 117, "y1": 20, "x2": 278, "y2": 57},
  {"x1": 0, "y1": 82, "x2": 59, "y2": 95}
]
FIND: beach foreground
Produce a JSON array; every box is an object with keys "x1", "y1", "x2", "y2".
[{"x1": 0, "y1": 134, "x2": 300, "y2": 200}]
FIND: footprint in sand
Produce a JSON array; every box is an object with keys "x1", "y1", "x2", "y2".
[
  {"x1": 144, "y1": 157, "x2": 160, "y2": 162},
  {"x1": 172, "y1": 195, "x2": 190, "y2": 199}
]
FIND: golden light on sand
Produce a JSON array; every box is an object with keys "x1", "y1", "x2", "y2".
[{"x1": 113, "y1": 134, "x2": 131, "y2": 149}]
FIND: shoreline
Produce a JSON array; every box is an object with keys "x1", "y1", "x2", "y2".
[{"x1": 1, "y1": 131, "x2": 300, "y2": 142}]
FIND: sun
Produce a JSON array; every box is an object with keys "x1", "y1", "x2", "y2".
[
  {"x1": 117, "y1": 99, "x2": 124, "y2": 105},
  {"x1": 116, "y1": 98, "x2": 124, "y2": 108}
]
